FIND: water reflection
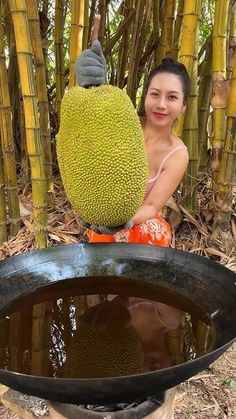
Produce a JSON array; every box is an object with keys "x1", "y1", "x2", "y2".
[{"x1": 0, "y1": 288, "x2": 215, "y2": 379}]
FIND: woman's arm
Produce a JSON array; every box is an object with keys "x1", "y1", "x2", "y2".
[{"x1": 131, "y1": 150, "x2": 189, "y2": 225}]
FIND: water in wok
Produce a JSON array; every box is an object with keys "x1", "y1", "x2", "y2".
[{"x1": 0, "y1": 243, "x2": 235, "y2": 405}]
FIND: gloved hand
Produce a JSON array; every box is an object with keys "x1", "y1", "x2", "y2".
[
  {"x1": 75, "y1": 40, "x2": 107, "y2": 87},
  {"x1": 80, "y1": 219, "x2": 134, "y2": 235}
]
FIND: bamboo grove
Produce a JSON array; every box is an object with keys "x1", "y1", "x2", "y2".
[{"x1": 0, "y1": 0, "x2": 235, "y2": 248}]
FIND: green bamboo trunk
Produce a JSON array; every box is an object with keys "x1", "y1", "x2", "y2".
[
  {"x1": 117, "y1": 0, "x2": 133, "y2": 88},
  {"x1": 126, "y1": 0, "x2": 146, "y2": 104},
  {"x1": 152, "y1": 0, "x2": 160, "y2": 65},
  {"x1": 172, "y1": 0, "x2": 184, "y2": 60},
  {"x1": 55, "y1": 0, "x2": 65, "y2": 119},
  {"x1": 0, "y1": 141, "x2": 7, "y2": 244},
  {"x1": 26, "y1": 0, "x2": 53, "y2": 204},
  {"x1": 174, "y1": 0, "x2": 201, "y2": 138},
  {"x1": 82, "y1": 0, "x2": 89, "y2": 50},
  {"x1": 179, "y1": 0, "x2": 202, "y2": 210},
  {"x1": 198, "y1": 39, "x2": 212, "y2": 172},
  {"x1": 9, "y1": 0, "x2": 47, "y2": 248},
  {"x1": 216, "y1": 50, "x2": 236, "y2": 222},
  {"x1": 165, "y1": 0, "x2": 177, "y2": 56},
  {"x1": 0, "y1": 18, "x2": 20, "y2": 236},
  {"x1": 211, "y1": 0, "x2": 230, "y2": 181},
  {"x1": 69, "y1": 0, "x2": 83, "y2": 88}
]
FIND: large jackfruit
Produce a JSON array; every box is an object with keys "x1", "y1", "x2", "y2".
[
  {"x1": 57, "y1": 85, "x2": 148, "y2": 227},
  {"x1": 62, "y1": 321, "x2": 144, "y2": 378}
]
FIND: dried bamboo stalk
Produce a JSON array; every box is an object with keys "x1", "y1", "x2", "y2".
[
  {"x1": 0, "y1": 19, "x2": 20, "y2": 236},
  {"x1": 55, "y1": 0, "x2": 65, "y2": 119},
  {"x1": 9, "y1": 0, "x2": 47, "y2": 248},
  {"x1": 26, "y1": 0, "x2": 53, "y2": 204}
]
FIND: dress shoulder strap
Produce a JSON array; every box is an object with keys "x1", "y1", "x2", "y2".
[{"x1": 155, "y1": 145, "x2": 187, "y2": 178}]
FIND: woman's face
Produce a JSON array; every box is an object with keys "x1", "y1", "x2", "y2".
[{"x1": 144, "y1": 72, "x2": 186, "y2": 128}]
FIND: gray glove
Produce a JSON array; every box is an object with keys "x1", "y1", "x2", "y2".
[
  {"x1": 80, "y1": 220, "x2": 134, "y2": 235},
  {"x1": 75, "y1": 40, "x2": 107, "y2": 87}
]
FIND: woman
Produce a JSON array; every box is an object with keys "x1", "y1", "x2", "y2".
[
  {"x1": 75, "y1": 44, "x2": 189, "y2": 370},
  {"x1": 76, "y1": 41, "x2": 190, "y2": 247}
]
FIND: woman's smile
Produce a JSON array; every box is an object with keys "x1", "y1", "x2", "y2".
[{"x1": 152, "y1": 112, "x2": 168, "y2": 119}]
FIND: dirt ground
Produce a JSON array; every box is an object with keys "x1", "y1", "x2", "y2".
[{"x1": 174, "y1": 342, "x2": 236, "y2": 418}]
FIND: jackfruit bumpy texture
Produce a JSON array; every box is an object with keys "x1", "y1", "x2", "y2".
[
  {"x1": 62, "y1": 321, "x2": 144, "y2": 378},
  {"x1": 57, "y1": 85, "x2": 148, "y2": 227}
]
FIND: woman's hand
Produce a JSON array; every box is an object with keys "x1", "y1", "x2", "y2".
[
  {"x1": 80, "y1": 220, "x2": 134, "y2": 234},
  {"x1": 75, "y1": 40, "x2": 107, "y2": 87}
]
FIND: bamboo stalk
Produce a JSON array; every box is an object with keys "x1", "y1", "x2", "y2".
[
  {"x1": 152, "y1": 0, "x2": 160, "y2": 65},
  {"x1": 20, "y1": 98, "x2": 30, "y2": 189},
  {"x1": 2, "y1": 0, "x2": 11, "y2": 46},
  {"x1": 88, "y1": 0, "x2": 97, "y2": 42},
  {"x1": 9, "y1": 0, "x2": 47, "y2": 248},
  {"x1": 228, "y1": 3, "x2": 236, "y2": 78},
  {"x1": 198, "y1": 39, "x2": 212, "y2": 172},
  {"x1": 104, "y1": 8, "x2": 135, "y2": 56},
  {"x1": 178, "y1": 0, "x2": 201, "y2": 210},
  {"x1": 55, "y1": 0, "x2": 65, "y2": 119},
  {"x1": 9, "y1": 311, "x2": 22, "y2": 372},
  {"x1": 0, "y1": 19, "x2": 20, "y2": 236},
  {"x1": 216, "y1": 50, "x2": 236, "y2": 221},
  {"x1": 117, "y1": 0, "x2": 134, "y2": 88},
  {"x1": 31, "y1": 302, "x2": 52, "y2": 376},
  {"x1": 98, "y1": 0, "x2": 106, "y2": 47},
  {"x1": 211, "y1": 0, "x2": 230, "y2": 180},
  {"x1": 174, "y1": 0, "x2": 201, "y2": 138},
  {"x1": 182, "y1": 55, "x2": 199, "y2": 210},
  {"x1": 26, "y1": 0, "x2": 53, "y2": 205},
  {"x1": 155, "y1": 2, "x2": 167, "y2": 64},
  {"x1": 69, "y1": 0, "x2": 83, "y2": 88},
  {"x1": 0, "y1": 318, "x2": 9, "y2": 369},
  {"x1": 126, "y1": 0, "x2": 146, "y2": 104},
  {"x1": 172, "y1": 0, "x2": 184, "y2": 60},
  {"x1": 82, "y1": 0, "x2": 89, "y2": 50},
  {"x1": 165, "y1": 0, "x2": 177, "y2": 56},
  {"x1": 0, "y1": 140, "x2": 7, "y2": 244}
]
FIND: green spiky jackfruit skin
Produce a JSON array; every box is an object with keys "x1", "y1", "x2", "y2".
[
  {"x1": 62, "y1": 322, "x2": 144, "y2": 378},
  {"x1": 57, "y1": 85, "x2": 148, "y2": 227}
]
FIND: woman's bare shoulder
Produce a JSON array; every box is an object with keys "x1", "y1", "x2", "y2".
[{"x1": 171, "y1": 134, "x2": 187, "y2": 149}]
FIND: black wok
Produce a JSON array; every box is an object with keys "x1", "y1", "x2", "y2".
[{"x1": 0, "y1": 243, "x2": 235, "y2": 405}]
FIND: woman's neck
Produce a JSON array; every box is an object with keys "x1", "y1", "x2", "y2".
[{"x1": 143, "y1": 120, "x2": 172, "y2": 145}]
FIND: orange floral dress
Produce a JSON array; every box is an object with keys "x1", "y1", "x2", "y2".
[{"x1": 87, "y1": 213, "x2": 171, "y2": 246}]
